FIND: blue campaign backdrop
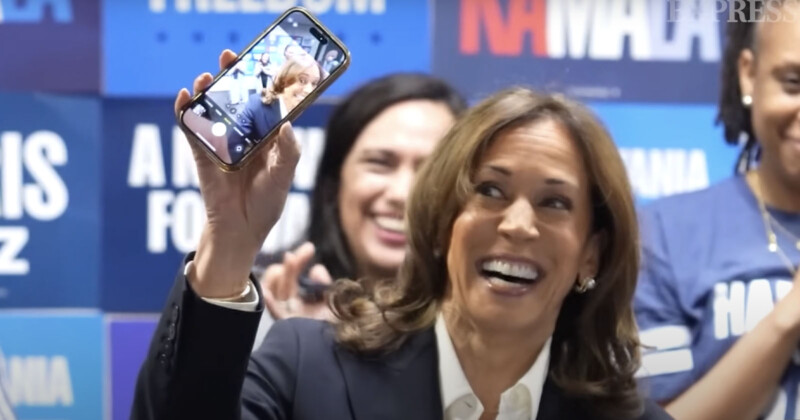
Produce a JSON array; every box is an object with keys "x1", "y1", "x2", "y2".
[
  {"x1": 433, "y1": 0, "x2": 726, "y2": 103},
  {"x1": 0, "y1": 0, "x2": 755, "y2": 414},
  {"x1": 591, "y1": 102, "x2": 740, "y2": 205},
  {"x1": 101, "y1": 98, "x2": 334, "y2": 311},
  {"x1": 0, "y1": 312, "x2": 104, "y2": 420},
  {"x1": 0, "y1": 92, "x2": 101, "y2": 308},
  {"x1": 102, "y1": 0, "x2": 429, "y2": 98},
  {"x1": 107, "y1": 317, "x2": 158, "y2": 420},
  {"x1": 0, "y1": 0, "x2": 100, "y2": 93}
]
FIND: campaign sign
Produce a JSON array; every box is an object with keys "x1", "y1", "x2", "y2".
[
  {"x1": 102, "y1": 0, "x2": 429, "y2": 98},
  {"x1": 107, "y1": 316, "x2": 158, "y2": 420},
  {"x1": 590, "y1": 102, "x2": 740, "y2": 204},
  {"x1": 0, "y1": 0, "x2": 100, "y2": 93},
  {"x1": 433, "y1": 0, "x2": 727, "y2": 103},
  {"x1": 0, "y1": 312, "x2": 104, "y2": 420},
  {"x1": 0, "y1": 93, "x2": 101, "y2": 307},
  {"x1": 101, "y1": 98, "x2": 332, "y2": 311}
]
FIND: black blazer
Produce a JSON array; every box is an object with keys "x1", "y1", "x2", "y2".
[
  {"x1": 229, "y1": 94, "x2": 282, "y2": 162},
  {"x1": 131, "y1": 255, "x2": 672, "y2": 420}
]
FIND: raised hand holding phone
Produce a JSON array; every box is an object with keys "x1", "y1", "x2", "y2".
[
  {"x1": 175, "y1": 7, "x2": 349, "y2": 299},
  {"x1": 178, "y1": 7, "x2": 349, "y2": 171},
  {"x1": 178, "y1": 50, "x2": 301, "y2": 299}
]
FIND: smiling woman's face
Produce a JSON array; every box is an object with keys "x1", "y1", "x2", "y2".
[
  {"x1": 281, "y1": 63, "x2": 320, "y2": 111},
  {"x1": 445, "y1": 118, "x2": 600, "y2": 334},
  {"x1": 337, "y1": 100, "x2": 455, "y2": 279},
  {"x1": 739, "y1": 1, "x2": 800, "y2": 186}
]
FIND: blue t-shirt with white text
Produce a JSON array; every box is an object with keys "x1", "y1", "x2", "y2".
[{"x1": 635, "y1": 176, "x2": 800, "y2": 420}]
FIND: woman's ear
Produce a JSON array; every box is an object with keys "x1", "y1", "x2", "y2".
[
  {"x1": 738, "y1": 48, "x2": 756, "y2": 102},
  {"x1": 579, "y1": 231, "x2": 602, "y2": 281}
]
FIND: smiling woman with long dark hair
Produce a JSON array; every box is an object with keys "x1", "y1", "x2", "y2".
[{"x1": 130, "y1": 49, "x2": 671, "y2": 420}]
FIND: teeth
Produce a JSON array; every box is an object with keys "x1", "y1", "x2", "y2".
[
  {"x1": 488, "y1": 276, "x2": 529, "y2": 290},
  {"x1": 482, "y1": 259, "x2": 538, "y2": 281},
  {"x1": 375, "y1": 216, "x2": 405, "y2": 233}
]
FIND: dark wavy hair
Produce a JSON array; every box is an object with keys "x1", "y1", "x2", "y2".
[{"x1": 330, "y1": 88, "x2": 644, "y2": 419}]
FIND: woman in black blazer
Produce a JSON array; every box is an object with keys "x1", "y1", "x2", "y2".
[{"x1": 132, "y1": 50, "x2": 672, "y2": 420}]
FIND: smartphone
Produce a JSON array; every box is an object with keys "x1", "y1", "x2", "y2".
[
  {"x1": 298, "y1": 275, "x2": 329, "y2": 302},
  {"x1": 178, "y1": 7, "x2": 350, "y2": 171},
  {"x1": 251, "y1": 255, "x2": 330, "y2": 303}
]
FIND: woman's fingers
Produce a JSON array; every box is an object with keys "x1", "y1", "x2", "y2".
[
  {"x1": 219, "y1": 49, "x2": 238, "y2": 70},
  {"x1": 192, "y1": 73, "x2": 213, "y2": 95},
  {"x1": 175, "y1": 48, "x2": 234, "y2": 118},
  {"x1": 293, "y1": 242, "x2": 316, "y2": 272},
  {"x1": 262, "y1": 264, "x2": 288, "y2": 301},
  {"x1": 308, "y1": 264, "x2": 333, "y2": 285},
  {"x1": 173, "y1": 88, "x2": 191, "y2": 117},
  {"x1": 262, "y1": 287, "x2": 290, "y2": 320}
]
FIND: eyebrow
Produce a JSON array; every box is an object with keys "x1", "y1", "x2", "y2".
[
  {"x1": 773, "y1": 61, "x2": 800, "y2": 73},
  {"x1": 362, "y1": 147, "x2": 393, "y2": 154},
  {"x1": 487, "y1": 165, "x2": 510, "y2": 176},
  {"x1": 544, "y1": 178, "x2": 569, "y2": 186},
  {"x1": 360, "y1": 148, "x2": 397, "y2": 159},
  {"x1": 485, "y1": 165, "x2": 575, "y2": 186}
]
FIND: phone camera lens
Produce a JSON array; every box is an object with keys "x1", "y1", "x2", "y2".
[{"x1": 310, "y1": 27, "x2": 325, "y2": 42}]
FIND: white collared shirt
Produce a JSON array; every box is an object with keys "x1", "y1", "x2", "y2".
[
  {"x1": 191, "y1": 257, "x2": 552, "y2": 419},
  {"x1": 278, "y1": 96, "x2": 288, "y2": 119},
  {"x1": 435, "y1": 315, "x2": 551, "y2": 420}
]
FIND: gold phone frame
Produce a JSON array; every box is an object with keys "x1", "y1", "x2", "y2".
[{"x1": 176, "y1": 6, "x2": 351, "y2": 172}]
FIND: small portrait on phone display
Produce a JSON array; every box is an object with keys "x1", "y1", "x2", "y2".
[
  {"x1": 181, "y1": 10, "x2": 346, "y2": 166},
  {"x1": 228, "y1": 54, "x2": 326, "y2": 161}
]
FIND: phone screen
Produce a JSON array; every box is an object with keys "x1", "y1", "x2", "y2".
[{"x1": 181, "y1": 9, "x2": 347, "y2": 167}]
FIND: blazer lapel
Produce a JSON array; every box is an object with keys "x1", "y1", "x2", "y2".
[
  {"x1": 334, "y1": 328, "x2": 443, "y2": 420},
  {"x1": 536, "y1": 378, "x2": 567, "y2": 419},
  {"x1": 536, "y1": 377, "x2": 600, "y2": 420},
  {"x1": 265, "y1": 100, "x2": 281, "y2": 131}
]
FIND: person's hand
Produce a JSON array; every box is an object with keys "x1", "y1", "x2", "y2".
[
  {"x1": 179, "y1": 49, "x2": 301, "y2": 299},
  {"x1": 770, "y1": 267, "x2": 800, "y2": 338},
  {"x1": 261, "y1": 242, "x2": 333, "y2": 320}
]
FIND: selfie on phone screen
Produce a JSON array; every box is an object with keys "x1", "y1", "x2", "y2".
[{"x1": 181, "y1": 9, "x2": 346, "y2": 166}]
